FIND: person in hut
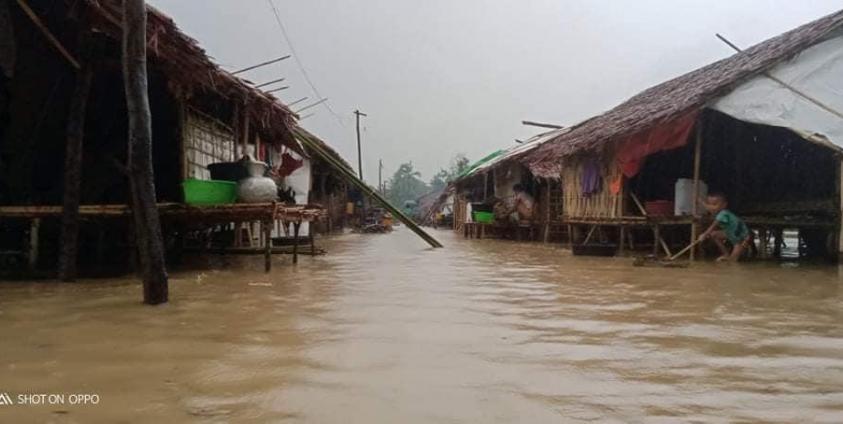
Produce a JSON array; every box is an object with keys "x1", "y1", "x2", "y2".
[
  {"x1": 698, "y1": 192, "x2": 753, "y2": 261},
  {"x1": 509, "y1": 184, "x2": 535, "y2": 223}
]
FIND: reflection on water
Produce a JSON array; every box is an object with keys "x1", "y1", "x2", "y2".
[{"x1": 1, "y1": 229, "x2": 842, "y2": 422}]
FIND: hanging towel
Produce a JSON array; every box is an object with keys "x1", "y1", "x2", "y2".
[{"x1": 581, "y1": 158, "x2": 602, "y2": 196}]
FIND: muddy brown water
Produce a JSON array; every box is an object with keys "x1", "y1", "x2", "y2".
[{"x1": 1, "y1": 229, "x2": 842, "y2": 423}]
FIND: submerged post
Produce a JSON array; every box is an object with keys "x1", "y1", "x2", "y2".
[
  {"x1": 263, "y1": 221, "x2": 272, "y2": 272},
  {"x1": 58, "y1": 34, "x2": 94, "y2": 281},
  {"x1": 292, "y1": 222, "x2": 300, "y2": 264}
]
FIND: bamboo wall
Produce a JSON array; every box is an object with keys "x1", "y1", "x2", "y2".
[
  {"x1": 561, "y1": 154, "x2": 623, "y2": 218},
  {"x1": 183, "y1": 110, "x2": 236, "y2": 180}
]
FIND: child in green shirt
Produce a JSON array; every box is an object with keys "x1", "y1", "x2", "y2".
[{"x1": 699, "y1": 193, "x2": 752, "y2": 262}]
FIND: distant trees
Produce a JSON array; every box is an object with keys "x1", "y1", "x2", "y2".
[
  {"x1": 429, "y1": 154, "x2": 470, "y2": 192},
  {"x1": 385, "y1": 154, "x2": 470, "y2": 208},
  {"x1": 386, "y1": 162, "x2": 428, "y2": 207}
]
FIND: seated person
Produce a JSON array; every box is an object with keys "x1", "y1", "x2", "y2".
[
  {"x1": 698, "y1": 192, "x2": 752, "y2": 261},
  {"x1": 511, "y1": 184, "x2": 535, "y2": 223}
]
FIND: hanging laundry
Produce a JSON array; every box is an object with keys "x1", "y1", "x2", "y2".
[
  {"x1": 276, "y1": 152, "x2": 304, "y2": 177},
  {"x1": 581, "y1": 158, "x2": 602, "y2": 196}
]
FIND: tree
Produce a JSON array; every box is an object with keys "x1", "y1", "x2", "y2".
[
  {"x1": 386, "y1": 162, "x2": 429, "y2": 207},
  {"x1": 429, "y1": 154, "x2": 470, "y2": 191},
  {"x1": 123, "y1": 0, "x2": 168, "y2": 304}
]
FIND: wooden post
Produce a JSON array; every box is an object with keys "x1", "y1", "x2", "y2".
[
  {"x1": 838, "y1": 159, "x2": 843, "y2": 262},
  {"x1": 618, "y1": 226, "x2": 626, "y2": 255},
  {"x1": 292, "y1": 222, "x2": 301, "y2": 264},
  {"x1": 28, "y1": 218, "x2": 40, "y2": 271},
  {"x1": 568, "y1": 224, "x2": 575, "y2": 248},
  {"x1": 58, "y1": 37, "x2": 94, "y2": 281},
  {"x1": 483, "y1": 173, "x2": 488, "y2": 201},
  {"x1": 240, "y1": 101, "x2": 250, "y2": 157},
  {"x1": 653, "y1": 224, "x2": 661, "y2": 257},
  {"x1": 759, "y1": 228, "x2": 769, "y2": 259},
  {"x1": 231, "y1": 103, "x2": 239, "y2": 159},
  {"x1": 123, "y1": 0, "x2": 168, "y2": 304},
  {"x1": 263, "y1": 221, "x2": 271, "y2": 273},
  {"x1": 543, "y1": 184, "x2": 551, "y2": 243},
  {"x1": 354, "y1": 110, "x2": 366, "y2": 179},
  {"x1": 310, "y1": 225, "x2": 315, "y2": 255},
  {"x1": 690, "y1": 120, "x2": 704, "y2": 261}
]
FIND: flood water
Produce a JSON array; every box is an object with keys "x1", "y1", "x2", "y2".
[{"x1": 1, "y1": 229, "x2": 842, "y2": 423}]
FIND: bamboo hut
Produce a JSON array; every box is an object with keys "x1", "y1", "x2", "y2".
[
  {"x1": 451, "y1": 128, "x2": 567, "y2": 241},
  {"x1": 524, "y1": 9, "x2": 843, "y2": 260},
  {"x1": 0, "y1": 0, "x2": 350, "y2": 275}
]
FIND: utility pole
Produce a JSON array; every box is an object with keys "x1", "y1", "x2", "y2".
[
  {"x1": 378, "y1": 159, "x2": 383, "y2": 194},
  {"x1": 354, "y1": 109, "x2": 367, "y2": 180}
]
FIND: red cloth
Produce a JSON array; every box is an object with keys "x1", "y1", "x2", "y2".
[
  {"x1": 616, "y1": 111, "x2": 699, "y2": 178},
  {"x1": 276, "y1": 152, "x2": 304, "y2": 177}
]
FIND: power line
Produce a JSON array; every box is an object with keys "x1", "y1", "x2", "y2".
[{"x1": 266, "y1": 0, "x2": 346, "y2": 127}]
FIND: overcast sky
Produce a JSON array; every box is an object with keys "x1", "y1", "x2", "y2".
[{"x1": 149, "y1": 0, "x2": 840, "y2": 184}]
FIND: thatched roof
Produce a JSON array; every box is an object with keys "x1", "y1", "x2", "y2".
[
  {"x1": 81, "y1": 0, "x2": 298, "y2": 145},
  {"x1": 453, "y1": 127, "x2": 570, "y2": 183},
  {"x1": 525, "y1": 8, "x2": 843, "y2": 177}
]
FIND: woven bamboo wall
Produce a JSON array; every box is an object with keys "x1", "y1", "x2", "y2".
[
  {"x1": 183, "y1": 110, "x2": 236, "y2": 180},
  {"x1": 561, "y1": 154, "x2": 623, "y2": 218}
]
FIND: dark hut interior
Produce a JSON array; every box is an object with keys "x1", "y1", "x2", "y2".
[{"x1": 628, "y1": 110, "x2": 839, "y2": 259}]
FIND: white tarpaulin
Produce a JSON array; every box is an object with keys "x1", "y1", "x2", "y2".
[{"x1": 712, "y1": 33, "x2": 843, "y2": 147}]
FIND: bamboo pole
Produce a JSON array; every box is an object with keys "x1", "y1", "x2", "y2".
[
  {"x1": 293, "y1": 128, "x2": 443, "y2": 248},
  {"x1": 14, "y1": 0, "x2": 81, "y2": 69},
  {"x1": 690, "y1": 121, "x2": 704, "y2": 261}
]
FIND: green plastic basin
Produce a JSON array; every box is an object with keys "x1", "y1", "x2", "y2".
[
  {"x1": 182, "y1": 179, "x2": 238, "y2": 205},
  {"x1": 473, "y1": 211, "x2": 495, "y2": 224}
]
